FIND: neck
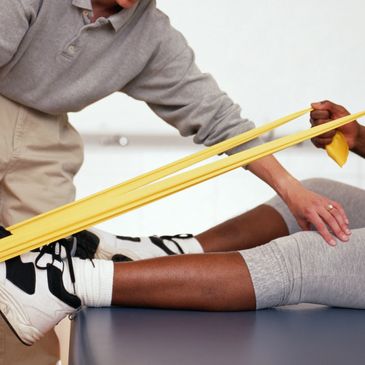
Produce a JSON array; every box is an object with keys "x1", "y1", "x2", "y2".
[
  {"x1": 91, "y1": 1, "x2": 122, "y2": 20},
  {"x1": 92, "y1": 1, "x2": 122, "y2": 12}
]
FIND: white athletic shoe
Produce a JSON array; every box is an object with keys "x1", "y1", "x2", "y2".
[
  {"x1": 84, "y1": 228, "x2": 202, "y2": 261},
  {"x1": 0, "y1": 240, "x2": 81, "y2": 346}
]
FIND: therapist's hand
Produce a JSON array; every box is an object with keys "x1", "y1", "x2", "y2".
[
  {"x1": 280, "y1": 177, "x2": 351, "y2": 246},
  {"x1": 247, "y1": 156, "x2": 351, "y2": 245}
]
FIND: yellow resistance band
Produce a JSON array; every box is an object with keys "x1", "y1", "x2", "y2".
[
  {"x1": 7, "y1": 107, "x2": 345, "y2": 234},
  {"x1": 326, "y1": 131, "x2": 349, "y2": 167},
  {"x1": 9, "y1": 107, "x2": 312, "y2": 232},
  {"x1": 0, "y1": 109, "x2": 362, "y2": 262}
]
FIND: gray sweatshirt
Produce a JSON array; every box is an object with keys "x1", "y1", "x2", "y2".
[{"x1": 0, "y1": 0, "x2": 260, "y2": 150}]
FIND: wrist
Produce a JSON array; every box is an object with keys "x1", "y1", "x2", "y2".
[
  {"x1": 247, "y1": 156, "x2": 300, "y2": 200},
  {"x1": 351, "y1": 124, "x2": 365, "y2": 157},
  {"x1": 271, "y1": 173, "x2": 300, "y2": 201}
]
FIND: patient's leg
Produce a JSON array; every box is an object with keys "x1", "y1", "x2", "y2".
[
  {"x1": 3, "y1": 224, "x2": 365, "y2": 346},
  {"x1": 112, "y1": 252, "x2": 256, "y2": 311},
  {"x1": 197, "y1": 204, "x2": 288, "y2": 252},
  {"x1": 111, "y1": 227, "x2": 365, "y2": 311}
]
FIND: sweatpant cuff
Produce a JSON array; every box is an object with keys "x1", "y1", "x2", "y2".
[{"x1": 239, "y1": 242, "x2": 288, "y2": 309}]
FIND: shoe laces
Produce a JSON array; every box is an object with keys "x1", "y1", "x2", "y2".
[{"x1": 34, "y1": 238, "x2": 78, "y2": 294}]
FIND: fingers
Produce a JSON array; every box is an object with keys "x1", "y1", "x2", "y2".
[
  {"x1": 305, "y1": 203, "x2": 351, "y2": 246},
  {"x1": 310, "y1": 102, "x2": 340, "y2": 148},
  {"x1": 332, "y1": 201, "x2": 349, "y2": 225},
  {"x1": 311, "y1": 132, "x2": 336, "y2": 148},
  {"x1": 311, "y1": 100, "x2": 350, "y2": 119},
  {"x1": 310, "y1": 119, "x2": 335, "y2": 148},
  {"x1": 311, "y1": 100, "x2": 346, "y2": 114},
  {"x1": 308, "y1": 212, "x2": 337, "y2": 246},
  {"x1": 310, "y1": 110, "x2": 330, "y2": 121},
  {"x1": 311, "y1": 136, "x2": 334, "y2": 149}
]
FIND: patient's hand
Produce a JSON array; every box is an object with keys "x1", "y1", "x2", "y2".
[{"x1": 310, "y1": 100, "x2": 360, "y2": 149}]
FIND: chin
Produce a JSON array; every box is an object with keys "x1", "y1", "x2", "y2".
[{"x1": 117, "y1": 0, "x2": 137, "y2": 9}]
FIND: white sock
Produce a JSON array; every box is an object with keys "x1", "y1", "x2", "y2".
[
  {"x1": 90, "y1": 228, "x2": 204, "y2": 261},
  {"x1": 64, "y1": 257, "x2": 114, "y2": 307}
]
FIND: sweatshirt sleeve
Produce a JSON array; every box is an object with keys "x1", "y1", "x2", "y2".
[
  {"x1": 122, "y1": 10, "x2": 262, "y2": 154},
  {"x1": 0, "y1": 0, "x2": 35, "y2": 67}
]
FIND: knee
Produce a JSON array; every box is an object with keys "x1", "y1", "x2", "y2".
[
  {"x1": 300, "y1": 178, "x2": 335, "y2": 191},
  {"x1": 279, "y1": 230, "x2": 365, "y2": 308}
]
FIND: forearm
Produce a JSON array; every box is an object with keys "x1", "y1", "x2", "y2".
[
  {"x1": 351, "y1": 124, "x2": 365, "y2": 158},
  {"x1": 246, "y1": 155, "x2": 299, "y2": 201}
]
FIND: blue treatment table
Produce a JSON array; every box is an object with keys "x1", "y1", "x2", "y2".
[{"x1": 69, "y1": 304, "x2": 365, "y2": 365}]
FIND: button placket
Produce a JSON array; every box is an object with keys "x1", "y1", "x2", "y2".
[
  {"x1": 61, "y1": 39, "x2": 81, "y2": 59},
  {"x1": 68, "y1": 44, "x2": 76, "y2": 55},
  {"x1": 82, "y1": 9, "x2": 92, "y2": 24},
  {"x1": 60, "y1": 9, "x2": 97, "y2": 60},
  {"x1": 62, "y1": 25, "x2": 87, "y2": 59}
]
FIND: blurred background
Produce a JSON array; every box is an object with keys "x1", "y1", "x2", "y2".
[{"x1": 60, "y1": 1, "x2": 365, "y2": 363}]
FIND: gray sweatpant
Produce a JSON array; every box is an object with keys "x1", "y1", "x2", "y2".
[{"x1": 240, "y1": 178, "x2": 365, "y2": 309}]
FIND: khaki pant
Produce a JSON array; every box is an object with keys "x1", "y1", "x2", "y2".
[{"x1": 0, "y1": 95, "x2": 84, "y2": 364}]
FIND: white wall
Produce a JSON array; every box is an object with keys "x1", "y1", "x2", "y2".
[
  {"x1": 159, "y1": 0, "x2": 365, "y2": 129},
  {"x1": 70, "y1": 0, "x2": 365, "y2": 236}
]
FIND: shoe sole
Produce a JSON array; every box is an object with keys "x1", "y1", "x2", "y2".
[
  {"x1": 0, "y1": 286, "x2": 41, "y2": 346},
  {"x1": 0, "y1": 310, "x2": 30, "y2": 346}
]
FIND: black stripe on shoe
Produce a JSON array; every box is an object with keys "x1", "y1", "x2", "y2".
[
  {"x1": 6, "y1": 257, "x2": 36, "y2": 295},
  {"x1": 47, "y1": 265, "x2": 81, "y2": 309},
  {"x1": 149, "y1": 236, "x2": 176, "y2": 255},
  {"x1": 171, "y1": 240, "x2": 184, "y2": 254},
  {"x1": 159, "y1": 234, "x2": 194, "y2": 255},
  {"x1": 116, "y1": 236, "x2": 141, "y2": 242},
  {"x1": 0, "y1": 226, "x2": 36, "y2": 295},
  {"x1": 112, "y1": 254, "x2": 133, "y2": 262}
]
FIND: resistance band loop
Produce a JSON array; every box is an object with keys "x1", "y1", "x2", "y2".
[
  {"x1": 326, "y1": 131, "x2": 349, "y2": 167},
  {"x1": 0, "y1": 109, "x2": 363, "y2": 261}
]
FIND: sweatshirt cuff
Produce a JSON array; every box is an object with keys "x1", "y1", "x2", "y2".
[{"x1": 224, "y1": 128, "x2": 264, "y2": 169}]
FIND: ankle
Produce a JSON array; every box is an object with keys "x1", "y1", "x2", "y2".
[{"x1": 65, "y1": 258, "x2": 114, "y2": 307}]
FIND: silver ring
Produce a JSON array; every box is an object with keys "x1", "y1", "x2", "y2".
[{"x1": 327, "y1": 204, "x2": 334, "y2": 211}]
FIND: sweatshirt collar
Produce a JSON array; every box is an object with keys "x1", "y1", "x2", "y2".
[
  {"x1": 72, "y1": 0, "x2": 93, "y2": 11},
  {"x1": 108, "y1": 2, "x2": 139, "y2": 32}
]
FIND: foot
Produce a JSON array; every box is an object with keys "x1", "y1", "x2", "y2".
[
  {"x1": 81, "y1": 228, "x2": 203, "y2": 261},
  {"x1": 0, "y1": 247, "x2": 81, "y2": 346}
]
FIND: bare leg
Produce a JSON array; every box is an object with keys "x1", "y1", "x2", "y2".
[
  {"x1": 196, "y1": 204, "x2": 289, "y2": 252},
  {"x1": 112, "y1": 252, "x2": 256, "y2": 311},
  {"x1": 110, "y1": 204, "x2": 285, "y2": 311}
]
